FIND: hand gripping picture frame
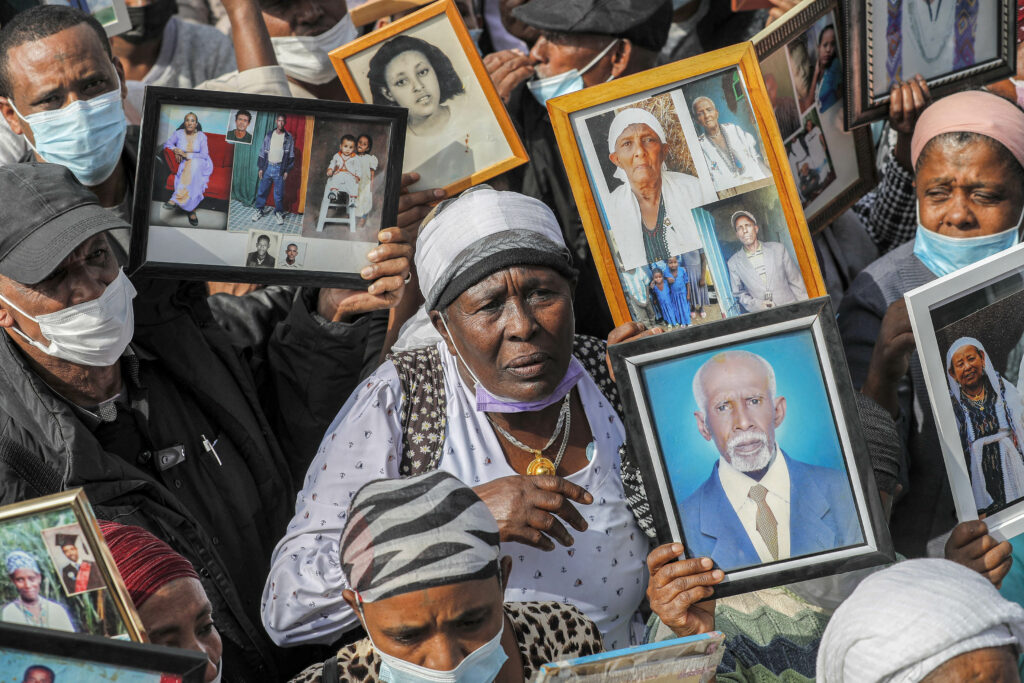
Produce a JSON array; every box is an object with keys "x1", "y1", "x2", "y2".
[
  {"x1": 131, "y1": 86, "x2": 406, "y2": 288},
  {"x1": 546, "y1": 43, "x2": 826, "y2": 334},
  {"x1": 752, "y1": 0, "x2": 877, "y2": 232},
  {"x1": 845, "y1": 0, "x2": 1017, "y2": 128},
  {"x1": 329, "y1": 0, "x2": 529, "y2": 196},
  {"x1": 608, "y1": 298, "x2": 893, "y2": 597},
  {"x1": 0, "y1": 489, "x2": 145, "y2": 640},
  {"x1": 906, "y1": 241, "x2": 1024, "y2": 542}
]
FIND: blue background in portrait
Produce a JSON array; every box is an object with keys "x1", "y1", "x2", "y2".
[
  {"x1": 641, "y1": 328, "x2": 847, "y2": 504},
  {"x1": 0, "y1": 649, "x2": 163, "y2": 682},
  {"x1": 679, "y1": 68, "x2": 759, "y2": 139}
]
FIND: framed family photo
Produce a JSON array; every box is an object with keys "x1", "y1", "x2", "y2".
[
  {"x1": 547, "y1": 42, "x2": 825, "y2": 332},
  {"x1": 906, "y1": 242, "x2": 1024, "y2": 541},
  {"x1": 131, "y1": 87, "x2": 406, "y2": 288},
  {"x1": 752, "y1": 0, "x2": 876, "y2": 231},
  {"x1": 608, "y1": 298, "x2": 893, "y2": 596},
  {"x1": 845, "y1": 0, "x2": 1017, "y2": 127},
  {"x1": 0, "y1": 489, "x2": 143, "y2": 640},
  {"x1": 0, "y1": 622, "x2": 206, "y2": 682},
  {"x1": 329, "y1": 0, "x2": 528, "y2": 195}
]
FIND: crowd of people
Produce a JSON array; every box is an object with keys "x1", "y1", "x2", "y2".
[{"x1": 5, "y1": 0, "x2": 1024, "y2": 681}]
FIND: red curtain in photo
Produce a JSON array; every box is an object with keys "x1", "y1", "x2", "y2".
[{"x1": 281, "y1": 114, "x2": 305, "y2": 214}]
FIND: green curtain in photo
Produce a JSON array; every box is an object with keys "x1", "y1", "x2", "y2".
[{"x1": 231, "y1": 110, "x2": 276, "y2": 206}]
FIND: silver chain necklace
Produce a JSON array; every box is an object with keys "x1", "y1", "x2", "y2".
[{"x1": 487, "y1": 393, "x2": 572, "y2": 476}]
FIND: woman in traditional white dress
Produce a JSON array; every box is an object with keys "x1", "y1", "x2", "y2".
[{"x1": 691, "y1": 96, "x2": 770, "y2": 193}]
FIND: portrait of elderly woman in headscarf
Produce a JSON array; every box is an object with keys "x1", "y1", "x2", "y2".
[
  {"x1": 839, "y1": 90, "x2": 1024, "y2": 556},
  {"x1": 263, "y1": 186, "x2": 683, "y2": 653},
  {"x1": 945, "y1": 337, "x2": 1024, "y2": 515},
  {"x1": 289, "y1": 471, "x2": 604, "y2": 682},
  {"x1": 691, "y1": 95, "x2": 770, "y2": 193},
  {"x1": 605, "y1": 107, "x2": 715, "y2": 271},
  {"x1": 818, "y1": 558, "x2": 1024, "y2": 682}
]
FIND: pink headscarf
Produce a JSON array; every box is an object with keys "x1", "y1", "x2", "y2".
[{"x1": 910, "y1": 90, "x2": 1024, "y2": 170}]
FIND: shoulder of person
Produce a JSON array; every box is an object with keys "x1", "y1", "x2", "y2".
[{"x1": 505, "y1": 601, "x2": 603, "y2": 662}]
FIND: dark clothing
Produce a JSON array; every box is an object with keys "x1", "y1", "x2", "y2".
[
  {"x1": 953, "y1": 380, "x2": 1016, "y2": 513},
  {"x1": 228, "y1": 130, "x2": 253, "y2": 144},
  {"x1": 61, "y1": 561, "x2": 103, "y2": 594},
  {"x1": 258, "y1": 129, "x2": 296, "y2": 173},
  {"x1": 245, "y1": 251, "x2": 276, "y2": 268},
  {"x1": 0, "y1": 279, "x2": 386, "y2": 681},
  {"x1": 503, "y1": 85, "x2": 614, "y2": 339}
]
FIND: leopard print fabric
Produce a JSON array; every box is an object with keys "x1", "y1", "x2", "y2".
[
  {"x1": 388, "y1": 335, "x2": 657, "y2": 539},
  {"x1": 288, "y1": 601, "x2": 604, "y2": 682}
]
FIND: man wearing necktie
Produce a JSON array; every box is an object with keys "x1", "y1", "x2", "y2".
[{"x1": 680, "y1": 350, "x2": 862, "y2": 571}]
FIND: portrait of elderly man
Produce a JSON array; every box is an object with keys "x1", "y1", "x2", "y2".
[
  {"x1": 1, "y1": 551, "x2": 74, "y2": 631},
  {"x1": 691, "y1": 95, "x2": 770, "y2": 193},
  {"x1": 680, "y1": 350, "x2": 862, "y2": 571},
  {"x1": 605, "y1": 107, "x2": 714, "y2": 270},
  {"x1": 726, "y1": 210, "x2": 807, "y2": 313},
  {"x1": 20, "y1": 666, "x2": 55, "y2": 683},
  {"x1": 946, "y1": 337, "x2": 1024, "y2": 515}
]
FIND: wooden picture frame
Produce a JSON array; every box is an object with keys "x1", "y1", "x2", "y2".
[
  {"x1": 0, "y1": 489, "x2": 145, "y2": 640},
  {"x1": 329, "y1": 0, "x2": 528, "y2": 196},
  {"x1": 753, "y1": 0, "x2": 877, "y2": 232},
  {"x1": 547, "y1": 42, "x2": 825, "y2": 331},
  {"x1": 131, "y1": 87, "x2": 406, "y2": 288},
  {"x1": 845, "y1": 0, "x2": 1017, "y2": 128},
  {"x1": 608, "y1": 298, "x2": 894, "y2": 597},
  {"x1": 905, "y1": 242, "x2": 1024, "y2": 542},
  {"x1": 0, "y1": 621, "x2": 207, "y2": 682}
]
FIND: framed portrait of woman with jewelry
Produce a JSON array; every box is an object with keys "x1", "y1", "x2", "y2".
[
  {"x1": 546, "y1": 42, "x2": 825, "y2": 332},
  {"x1": 845, "y1": 0, "x2": 1017, "y2": 127},
  {"x1": 752, "y1": 0, "x2": 877, "y2": 232},
  {"x1": 329, "y1": 0, "x2": 529, "y2": 196},
  {"x1": 0, "y1": 489, "x2": 144, "y2": 640}
]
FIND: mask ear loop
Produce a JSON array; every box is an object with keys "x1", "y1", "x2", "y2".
[{"x1": 438, "y1": 312, "x2": 485, "y2": 392}]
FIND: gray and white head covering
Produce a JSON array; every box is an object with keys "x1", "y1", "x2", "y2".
[
  {"x1": 817, "y1": 558, "x2": 1024, "y2": 683},
  {"x1": 340, "y1": 471, "x2": 501, "y2": 603},
  {"x1": 414, "y1": 185, "x2": 575, "y2": 312},
  {"x1": 5, "y1": 551, "x2": 39, "y2": 576}
]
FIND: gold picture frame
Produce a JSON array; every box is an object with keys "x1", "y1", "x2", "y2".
[
  {"x1": 0, "y1": 489, "x2": 145, "y2": 641},
  {"x1": 547, "y1": 42, "x2": 825, "y2": 329},
  {"x1": 330, "y1": 0, "x2": 529, "y2": 196}
]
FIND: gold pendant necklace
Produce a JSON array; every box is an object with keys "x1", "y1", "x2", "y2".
[{"x1": 488, "y1": 394, "x2": 572, "y2": 476}]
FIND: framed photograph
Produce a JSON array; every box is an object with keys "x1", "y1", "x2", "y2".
[
  {"x1": 905, "y1": 242, "x2": 1024, "y2": 541},
  {"x1": 608, "y1": 298, "x2": 893, "y2": 596},
  {"x1": 0, "y1": 489, "x2": 144, "y2": 639},
  {"x1": 329, "y1": 0, "x2": 528, "y2": 195},
  {"x1": 130, "y1": 87, "x2": 406, "y2": 287},
  {"x1": 845, "y1": 0, "x2": 1016, "y2": 127},
  {"x1": 752, "y1": 0, "x2": 877, "y2": 232},
  {"x1": 547, "y1": 42, "x2": 825, "y2": 332},
  {"x1": 0, "y1": 622, "x2": 206, "y2": 682},
  {"x1": 0, "y1": 0, "x2": 129, "y2": 35},
  {"x1": 536, "y1": 632, "x2": 725, "y2": 683}
]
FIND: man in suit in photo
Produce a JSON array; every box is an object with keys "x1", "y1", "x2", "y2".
[
  {"x1": 56, "y1": 533, "x2": 103, "y2": 594},
  {"x1": 726, "y1": 210, "x2": 807, "y2": 312},
  {"x1": 681, "y1": 350, "x2": 862, "y2": 571}
]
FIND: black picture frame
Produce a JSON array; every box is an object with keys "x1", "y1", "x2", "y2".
[
  {"x1": 844, "y1": 0, "x2": 1016, "y2": 128},
  {"x1": 0, "y1": 621, "x2": 207, "y2": 681},
  {"x1": 131, "y1": 86, "x2": 407, "y2": 288},
  {"x1": 608, "y1": 298, "x2": 894, "y2": 597}
]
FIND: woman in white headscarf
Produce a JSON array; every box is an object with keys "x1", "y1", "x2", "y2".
[
  {"x1": 946, "y1": 336, "x2": 1024, "y2": 513},
  {"x1": 604, "y1": 108, "x2": 716, "y2": 271}
]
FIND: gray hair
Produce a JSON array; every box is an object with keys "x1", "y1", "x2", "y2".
[
  {"x1": 692, "y1": 350, "x2": 777, "y2": 414},
  {"x1": 691, "y1": 96, "x2": 715, "y2": 116}
]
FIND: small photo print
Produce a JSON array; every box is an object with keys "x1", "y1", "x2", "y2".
[
  {"x1": 0, "y1": 648, "x2": 171, "y2": 682},
  {"x1": 149, "y1": 105, "x2": 234, "y2": 231},
  {"x1": 760, "y1": 49, "x2": 801, "y2": 140},
  {"x1": 691, "y1": 184, "x2": 808, "y2": 316},
  {"x1": 243, "y1": 230, "x2": 282, "y2": 268},
  {"x1": 39, "y1": 524, "x2": 105, "y2": 597},
  {"x1": 277, "y1": 238, "x2": 307, "y2": 269},
  {"x1": 44, "y1": 0, "x2": 120, "y2": 29},
  {"x1": 225, "y1": 108, "x2": 257, "y2": 145},
  {"x1": 622, "y1": 250, "x2": 723, "y2": 330},
  {"x1": 786, "y1": 109, "x2": 837, "y2": 208},
  {"x1": 786, "y1": 13, "x2": 842, "y2": 114}
]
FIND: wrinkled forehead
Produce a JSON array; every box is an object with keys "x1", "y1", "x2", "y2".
[
  {"x1": 702, "y1": 356, "x2": 772, "y2": 396},
  {"x1": 615, "y1": 123, "x2": 661, "y2": 147},
  {"x1": 6, "y1": 24, "x2": 114, "y2": 101}
]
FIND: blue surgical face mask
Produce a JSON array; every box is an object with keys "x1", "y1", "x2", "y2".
[
  {"x1": 10, "y1": 88, "x2": 127, "y2": 187},
  {"x1": 913, "y1": 202, "x2": 1024, "y2": 277},
  {"x1": 527, "y1": 39, "x2": 618, "y2": 107}
]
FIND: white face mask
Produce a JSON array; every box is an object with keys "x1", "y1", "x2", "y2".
[
  {"x1": 208, "y1": 657, "x2": 223, "y2": 683},
  {"x1": 0, "y1": 268, "x2": 136, "y2": 367},
  {"x1": 271, "y1": 15, "x2": 356, "y2": 85}
]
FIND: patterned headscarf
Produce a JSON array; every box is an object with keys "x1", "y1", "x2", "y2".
[
  {"x1": 340, "y1": 471, "x2": 501, "y2": 603},
  {"x1": 99, "y1": 521, "x2": 200, "y2": 608},
  {"x1": 5, "y1": 551, "x2": 39, "y2": 576}
]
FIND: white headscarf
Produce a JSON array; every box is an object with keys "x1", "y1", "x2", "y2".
[
  {"x1": 818, "y1": 558, "x2": 1024, "y2": 683},
  {"x1": 607, "y1": 108, "x2": 668, "y2": 183}
]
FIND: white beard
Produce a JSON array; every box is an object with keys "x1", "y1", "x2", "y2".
[{"x1": 725, "y1": 430, "x2": 774, "y2": 472}]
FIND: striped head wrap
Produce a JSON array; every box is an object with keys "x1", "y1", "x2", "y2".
[
  {"x1": 99, "y1": 521, "x2": 200, "y2": 609},
  {"x1": 5, "y1": 551, "x2": 39, "y2": 575},
  {"x1": 340, "y1": 471, "x2": 501, "y2": 603}
]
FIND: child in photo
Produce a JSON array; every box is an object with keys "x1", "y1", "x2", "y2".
[
  {"x1": 354, "y1": 133, "x2": 379, "y2": 228},
  {"x1": 665, "y1": 256, "x2": 691, "y2": 325},
  {"x1": 651, "y1": 268, "x2": 684, "y2": 327},
  {"x1": 325, "y1": 135, "x2": 363, "y2": 210}
]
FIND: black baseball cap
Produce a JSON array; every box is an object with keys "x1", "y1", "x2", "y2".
[
  {"x1": 512, "y1": 0, "x2": 673, "y2": 53},
  {"x1": 0, "y1": 163, "x2": 129, "y2": 285}
]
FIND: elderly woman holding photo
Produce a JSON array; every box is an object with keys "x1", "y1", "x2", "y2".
[
  {"x1": 163, "y1": 112, "x2": 214, "y2": 227},
  {"x1": 606, "y1": 108, "x2": 715, "y2": 270},
  {"x1": 692, "y1": 96, "x2": 770, "y2": 192},
  {"x1": 262, "y1": 186, "x2": 727, "y2": 653}
]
